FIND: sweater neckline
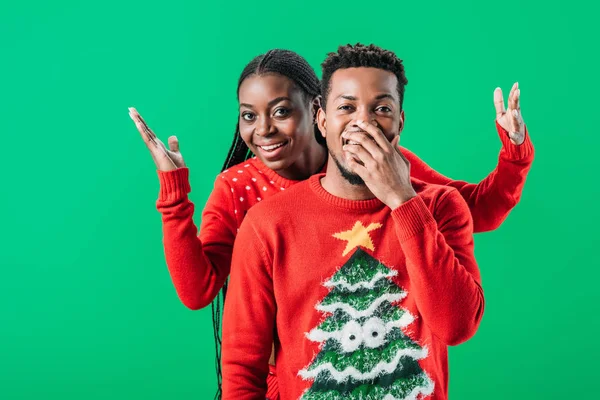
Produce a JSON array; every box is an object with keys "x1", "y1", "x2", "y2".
[
  {"x1": 308, "y1": 174, "x2": 385, "y2": 212},
  {"x1": 251, "y1": 157, "x2": 327, "y2": 189}
]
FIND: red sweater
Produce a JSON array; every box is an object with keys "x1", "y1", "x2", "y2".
[
  {"x1": 156, "y1": 121, "x2": 533, "y2": 310},
  {"x1": 222, "y1": 174, "x2": 483, "y2": 399}
]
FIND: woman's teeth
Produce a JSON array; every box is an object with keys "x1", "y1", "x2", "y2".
[{"x1": 259, "y1": 142, "x2": 286, "y2": 151}]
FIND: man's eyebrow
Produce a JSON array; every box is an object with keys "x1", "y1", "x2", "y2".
[
  {"x1": 334, "y1": 95, "x2": 358, "y2": 101},
  {"x1": 375, "y1": 93, "x2": 396, "y2": 101}
]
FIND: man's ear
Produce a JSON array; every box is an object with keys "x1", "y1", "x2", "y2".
[
  {"x1": 317, "y1": 106, "x2": 327, "y2": 139},
  {"x1": 398, "y1": 110, "x2": 405, "y2": 134}
]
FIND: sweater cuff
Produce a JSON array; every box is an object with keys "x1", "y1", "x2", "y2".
[
  {"x1": 157, "y1": 167, "x2": 191, "y2": 201},
  {"x1": 391, "y1": 195, "x2": 436, "y2": 242},
  {"x1": 496, "y1": 120, "x2": 534, "y2": 160}
]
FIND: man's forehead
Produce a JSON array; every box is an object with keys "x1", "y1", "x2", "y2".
[{"x1": 329, "y1": 67, "x2": 398, "y2": 99}]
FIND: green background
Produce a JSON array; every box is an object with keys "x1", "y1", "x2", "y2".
[{"x1": 1, "y1": 0, "x2": 597, "y2": 399}]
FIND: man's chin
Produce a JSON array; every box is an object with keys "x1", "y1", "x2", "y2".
[
  {"x1": 330, "y1": 153, "x2": 365, "y2": 186},
  {"x1": 341, "y1": 170, "x2": 365, "y2": 186}
]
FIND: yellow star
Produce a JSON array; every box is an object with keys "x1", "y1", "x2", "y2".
[{"x1": 333, "y1": 221, "x2": 383, "y2": 256}]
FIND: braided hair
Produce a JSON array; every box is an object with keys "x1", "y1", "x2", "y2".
[
  {"x1": 213, "y1": 49, "x2": 323, "y2": 399},
  {"x1": 320, "y1": 43, "x2": 408, "y2": 110}
]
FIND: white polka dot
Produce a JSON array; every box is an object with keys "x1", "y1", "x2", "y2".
[
  {"x1": 244, "y1": 164, "x2": 250, "y2": 168},
  {"x1": 245, "y1": 186, "x2": 251, "y2": 190},
  {"x1": 258, "y1": 171, "x2": 263, "y2": 174},
  {"x1": 270, "y1": 181, "x2": 275, "y2": 184},
  {"x1": 281, "y1": 187, "x2": 285, "y2": 191},
  {"x1": 253, "y1": 156, "x2": 257, "y2": 159},
  {"x1": 237, "y1": 228, "x2": 239, "y2": 233},
  {"x1": 234, "y1": 210, "x2": 237, "y2": 214},
  {"x1": 252, "y1": 178, "x2": 257, "y2": 182},
  {"x1": 224, "y1": 169, "x2": 229, "y2": 173},
  {"x1": 232, "y1": 178, "x2": 238, "y2": 182},
  {"x1": 257, "y1": 197, "x2": 261, "y2": 201},
  {"x1": 262, "y1": 186, "x2": 267, "y2": 191},
  {"x1": 238, "y1": 170, "x2": 243, "y2": 173},
  {"x1": 231, "y1": 188, "x2": 234, "y2": 193},
  {"x1": 240, "y1": 197, "x2": 244, "y2": 202}
]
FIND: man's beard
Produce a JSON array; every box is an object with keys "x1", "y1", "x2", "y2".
[{"x1": 329, "y1": 150, "x2": 365, "y2": 186}]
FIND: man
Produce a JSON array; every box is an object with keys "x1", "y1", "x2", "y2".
[{"x1": 222, "y1": 43, "x2": 488, "y2": 400}]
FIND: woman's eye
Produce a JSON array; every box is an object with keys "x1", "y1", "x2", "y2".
[
  {"x1": 338, "y1": 105, "x2": 353, "y2": 111},
  {"x1": 241, "y1": 112, "x2": 255, "y2": 121},
  {"x1": 274, "y1": 108, "x2": 290, "y2": 117}
]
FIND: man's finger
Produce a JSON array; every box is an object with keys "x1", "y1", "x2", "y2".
[
  {"x1": 494, "y1": 87, "x2": 505, "y2": 118},
  {"x1": 342, "y1": 131, "x2": 381, "y2": 159},
  {"x1": 356, "y1": 120, "x2": 391, "y2": 150},
  {"x1": 168, "y1": 136, "x2": 179, "y2": 152},
  {"x1": 391, "y1": 136, "x2": 401, "y2": 154},
  {"x1": 391, "y1": 136, "x2": 409, "y2": 165},
  {"x1": 343, "y1": 143, "x2": 375, "y2": 169},
  {"x1": 346, "y1": 156, "x2": 369, "y2": 179}
]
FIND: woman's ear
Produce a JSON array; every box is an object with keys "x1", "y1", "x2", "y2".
[{"x1": 312, "y1": 96, "x2": 322, "y2": 123}]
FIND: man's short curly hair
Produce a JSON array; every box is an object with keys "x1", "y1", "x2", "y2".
[{"x1": 321, "y1": 43, "x2": 408, "y2": 110}]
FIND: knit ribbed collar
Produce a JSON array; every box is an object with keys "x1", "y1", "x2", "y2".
[
  {"x1": 251, "y1": 157, "x2": 327, "y2": 189},
  {"x1": 308, "y1": 174, "x2": 386, "y2": 212}
]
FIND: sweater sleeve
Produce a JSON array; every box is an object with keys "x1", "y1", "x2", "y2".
[
  {"x1": 402, "y1": 120, "x2": 534, "y2": 233},
  {"x1": 222, "y1": 217, "x2": 275, "y2": 400},
  {"x1": 391, "y1": 190, "x2": 484, "y2": 346},
  {"x1": 156, "y1": 168, "x2": 237, "y2": 310}
]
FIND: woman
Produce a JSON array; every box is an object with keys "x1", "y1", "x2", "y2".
[{"x1": 129, "y1": 49, "x2": 533, "y2": 399}]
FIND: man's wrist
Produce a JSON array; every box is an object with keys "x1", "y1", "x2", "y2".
[{"x1": 385, "y1": 189, "x2": 417, "y2": 210}]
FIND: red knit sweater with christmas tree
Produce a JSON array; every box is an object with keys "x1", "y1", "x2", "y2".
[
  {"x1": 222, "y1": 173, "x2": 483, "y2": 400},
  {"x1": 156, "y1": 121, "x2": 532, "y2": 312}
]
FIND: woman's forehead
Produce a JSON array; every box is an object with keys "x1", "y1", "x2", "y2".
[{"x1": 239, "y1": 74, "x2": 303, "y2": 99}]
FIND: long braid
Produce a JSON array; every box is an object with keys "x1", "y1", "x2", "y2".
[
  {"x1": 212, "y1": 49, "x2": 323, "y2": 399},
  {"x1": 220, "y1": 123, "x2": 251, "y2": 172}
]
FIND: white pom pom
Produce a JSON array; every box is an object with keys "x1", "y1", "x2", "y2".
[
  {"x1": 362, "y1": 317, "x2": 387, "y2": 349},
  {"x1": 340, "y1": 320, "x2": 363, "y2": 353}
]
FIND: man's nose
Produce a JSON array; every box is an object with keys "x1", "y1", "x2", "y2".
[
  {"x1": 355, "y1": 109, "x2": 373, "y2": 124},
  {"x1": 351, "y1": 115, "x2": 378, "y2": 130}
]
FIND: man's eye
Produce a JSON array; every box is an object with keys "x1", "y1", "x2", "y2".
[
  {"x1": 241, "y1": 113, "x2": 255, "y2": 121},
  {"x1": 338, "y1": 105, "x2": 353, "y2": 111},
  {"x1": 376, "y1": 106, "x2": 391, "y2": 113}
]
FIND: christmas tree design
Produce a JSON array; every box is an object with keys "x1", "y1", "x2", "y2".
[{"x1": 298, "y1": 221, "x2": 434, "y2": 400}]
